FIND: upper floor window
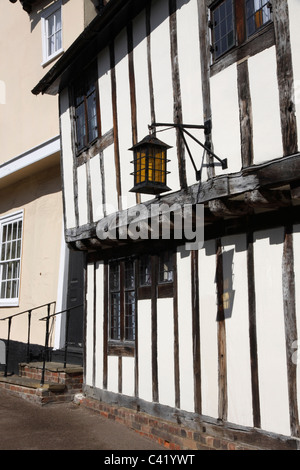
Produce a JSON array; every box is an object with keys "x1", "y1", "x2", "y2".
[
  {"x1": 41, "y1": 1, "x2": 63, "y2": 65},
  {"x1": 73, "y1": 63, "x2": 100, "y2": 154},
  {"x1": 210, "y1": 0, "x2": 272, "y2": 61},
  {"x1": 0, "y1": 212, "x2": 23, "y2": 307}
]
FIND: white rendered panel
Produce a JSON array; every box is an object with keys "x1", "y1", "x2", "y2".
[
  {"x1": 254, "y1": 228, "x2": 290, "y2": 435},
  {"x1": 77, "y1": 163, "x2": 88, "y2": 226},
  {"x1": 122, "y1": 357, "x2": 135, "y2": 397},
  {"x1": 157, "y1": 297, "x2": 175, "y2": 407},
  {"x1": 150, "y1": 0, "x2": 178, "y2": 193},
  {"x1": 288, "y1": 0, "x2": 300, "y2": 142},
  {"x1": 90, "y1": 153, "x2": 104, "y2": 222},
  {"x1": 114, "y1": 29, "x2": 136, "y2": 210},
  {"x1": 199, "y1": 240, "x2": 218, "y2": 418},
  {"x1": 97, "y1": 47, "x2": 113, "y2": 135},
  {"x1": 60, "y1": 88, "x2": 76, "y2": 229},
  {"x1": 222, "y1": 235, "x2": 253, "y2": 427},
  {"x1": 176, "y1": 0, "x2": 204, "y2": 186},
  {"x1": 95, "y1": 261, "x2": 104, "y2": 390},
  {"x1": 177, "y1": 248, "x2": 194, "y2": 412},
  {"x1": 107, "y1": 356, "x2": 119, "y2": 393},
  {"x1": 102, "y1": 144, "x2": 118, "y2": 214},
  {"x1": 86, "y1": 263, "x2": 94, "y2": 387},
  {"x1": 210, "y1": 63, "x2": 241, "y2": 176},
  {"x1": 248, "y1": 46, "x2": 283, "y2": 163},
  {"x1": 132, "y1": 11, "x2": 153, "y2": 204},
  {"x1": 292, "y1": 224, "x2": 300, "y2": 424},
  {"x1": 138, "y1": 299, "x2": 152, "y2": 402}
]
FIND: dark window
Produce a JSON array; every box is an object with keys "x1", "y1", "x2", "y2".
[
  {"x1": 109, "y1": 259, "x2": 135, "y2": 345},
  {"x1": 245, "y1": 0, "x2": 271, "y2": 37},
  {"x1": 138, "y1": 251, "x2": 174, "y2": 299},
  {"x1": 73, "y1": 63, "x2": 99, "y2": 153},
  {"x1": 211, "y1": 0, "x2": 272, "y2": 61}
]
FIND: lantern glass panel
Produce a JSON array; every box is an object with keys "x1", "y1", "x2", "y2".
[{"x1": 135, "y1": 149, "x2": 147, "y2": 184}]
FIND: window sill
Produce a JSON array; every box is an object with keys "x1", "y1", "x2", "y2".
[
  {"x1": 210, "y1": 22, "x2": 275, "y2": 76},
  {"x1": 41, "y1": 49, "x2": 64, "y2": 68},
  {"x1": 0, "y1": 299, "x2": 19, "y2": 308},
  {"x1": 108, "y1": 342, "x2": 135, "y2": 357}
]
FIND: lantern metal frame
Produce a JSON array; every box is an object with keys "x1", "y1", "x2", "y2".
[
  {"x1": 129, "y1": 134, "x2": 172, "y2": 195},
  {"x1": 150, "y1": 121, "x2": 227, "y2": 182}
]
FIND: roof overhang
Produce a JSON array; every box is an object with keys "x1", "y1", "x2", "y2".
[{"x1": 32, "y1": 0, "x2": 150, "y2": 96}]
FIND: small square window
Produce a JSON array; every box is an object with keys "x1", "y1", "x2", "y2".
[
  {"x1": 211, "y1": 0, "x2": 235, "y2": 60},
  {"x1": 41, "y1": 1, "x2": 63, "y2": 65},
  {"x1": 73, "y1": 63, "x2": 100, "y2": 154},
  {"x1": 245, "y1": 0, "x2": 271, "y2": 37},
  {"x1": 210, "y1": 0, "x2": 272, "y2": 63}
]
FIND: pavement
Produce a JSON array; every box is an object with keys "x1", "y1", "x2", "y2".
[{"x1": 0, "y1": 388, "x2": 165, "y2": 451}]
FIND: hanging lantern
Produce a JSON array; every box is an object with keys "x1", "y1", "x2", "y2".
[{"x1": 129, "y1": 134, "x2": 172, "y2": 195}]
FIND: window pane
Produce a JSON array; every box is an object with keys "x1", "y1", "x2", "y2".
[
  {"x1": 212, "y1": 0, "x2": 235, "y2": 59},
  {"x1": 74, "y1": 63, "x2": 99, "y2": 153},
  {"x1": 139, "y1": 255, "x2": 152, "y2": 286},
  {"x1": 246, "y1": 0, "x2": 271, "y2": 38},
  {"x1": 0, "y1": 216, "x2": 22, "y2": 301},
  {"x1": 87, "y1": 92, "x2": 98, "y2": 143},
  {"x1": 125, "y1": 291, "x2": 135, "y2": 341},
  {"x1": 110, "y1": 293, "x2": 121, "y2": 340},
  {"x1": 159, "y1": 251, "x2": 173, "y2": 283},
  {"x1": 125, "y1": 260, "x2": 135, "y2": 290}
]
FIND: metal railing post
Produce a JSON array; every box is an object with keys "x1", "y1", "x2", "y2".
[
  {"x1": 41, "y1": 303, "x2": 51, "y2": 386},
  {"x1": 26, "y1": 309, "x2": 32, "y2": 363},
  {"x1": 63, "y1": 309, "x2": 70, "y2": 368},
  {"x1": 4, "y1": 317, "x2": 12, "y2": 377}
]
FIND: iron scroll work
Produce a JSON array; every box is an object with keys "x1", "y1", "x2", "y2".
[{"x1": 149, "y1": 121, "x2": 228, "y2": 182}]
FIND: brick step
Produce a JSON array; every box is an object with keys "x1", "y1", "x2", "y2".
[{"x1": 0, "y1": 362, "x2": 83, "y2": 405}]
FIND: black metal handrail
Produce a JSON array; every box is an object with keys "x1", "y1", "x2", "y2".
[
  {"x1": 39, "y1": 304, "x2": 83, "y2": 385},
  {"x1": 0, "y1": 302, "x2": 56, "y2": 378},
  {"x1": 0, "y1": 302, "x2": 83, "y2": 385}
]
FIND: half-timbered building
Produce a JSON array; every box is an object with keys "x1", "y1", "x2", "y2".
[{"x1": 34, "y1": 0, "x2": 300, "y2": 450}]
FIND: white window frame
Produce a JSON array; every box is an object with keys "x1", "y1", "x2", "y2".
[
  {"x1": 0, "y1": 211, "x2": 24, "y2": 307},
  {"x1": 41, "y1": 1, "x2": 63, "y2": 66}
]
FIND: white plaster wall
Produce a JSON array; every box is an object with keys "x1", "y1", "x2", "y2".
[
  {"x1": 177, "y1": 248, "x2": 194, "y2": 412},
  {"x1": 114, "y1": 29, "x2": 136, "y2": 210},
  {"x1": 176, "y1": 0, "x2": 204, "y2": 187},
  {"x1": 138, "y1": 299, "x2": 152, "y2": 402},
  {"x1": 90, "y1": 154, "x2": 104, "y2": 222},
  {"x1": 248, "y1": 46, "x2": 283, "y2": 163},
  {"x1": 85, "y1": 263, "x2": 95, "y2": 387},
  {"x1": 254, "y1": 228, "x2": 290, "y2": 435},
  {"x1": 122, "y1": 357, "x2": 135, "y2": 397},
  {"x1": 60, "y1": 88, "x2": 76, "y2": 229},
  {"x1": 222, "y1": 234, "x2": 253, "y2": 427},
  {"x1": 132, "y1": 10, "x2": 153, "y2": 204},
  {"x1": 97, "y1": 47, "x2": 113, "y2": 135},
  {"x1": 157, "y1": 297, "x2": 175, "y2": 407},
  {"x1": 292, "y1": 224, "x2": 300, "y2": 425},
  {"x1": 199, "y1": 240, "x2": 218, "y2": 418},
  {"x1": 102, "y1": 145, "x2": 118, "y2": 215},
  {"x1": 107, "y1": 356, "x2": 119, "y2": 393},
  {"x1": 95, "y1": 261, "x2": 104, "y2": 390},
  {"x1": 210, "y1": 63, "x2": 241, "y2": 176},
  {"x1": 150, "y1": 0, "x2": 179, "y2": 193},
  {"x1": 77, "y1": 163, "x2": 88, "y2": 226},
  {"x1": 288, "y1": 0, "x2": 300, "y2": 144}
]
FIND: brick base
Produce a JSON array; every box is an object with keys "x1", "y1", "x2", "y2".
[{"x1": 79, "y1": 395, "x2": 255, "y2": 450}]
